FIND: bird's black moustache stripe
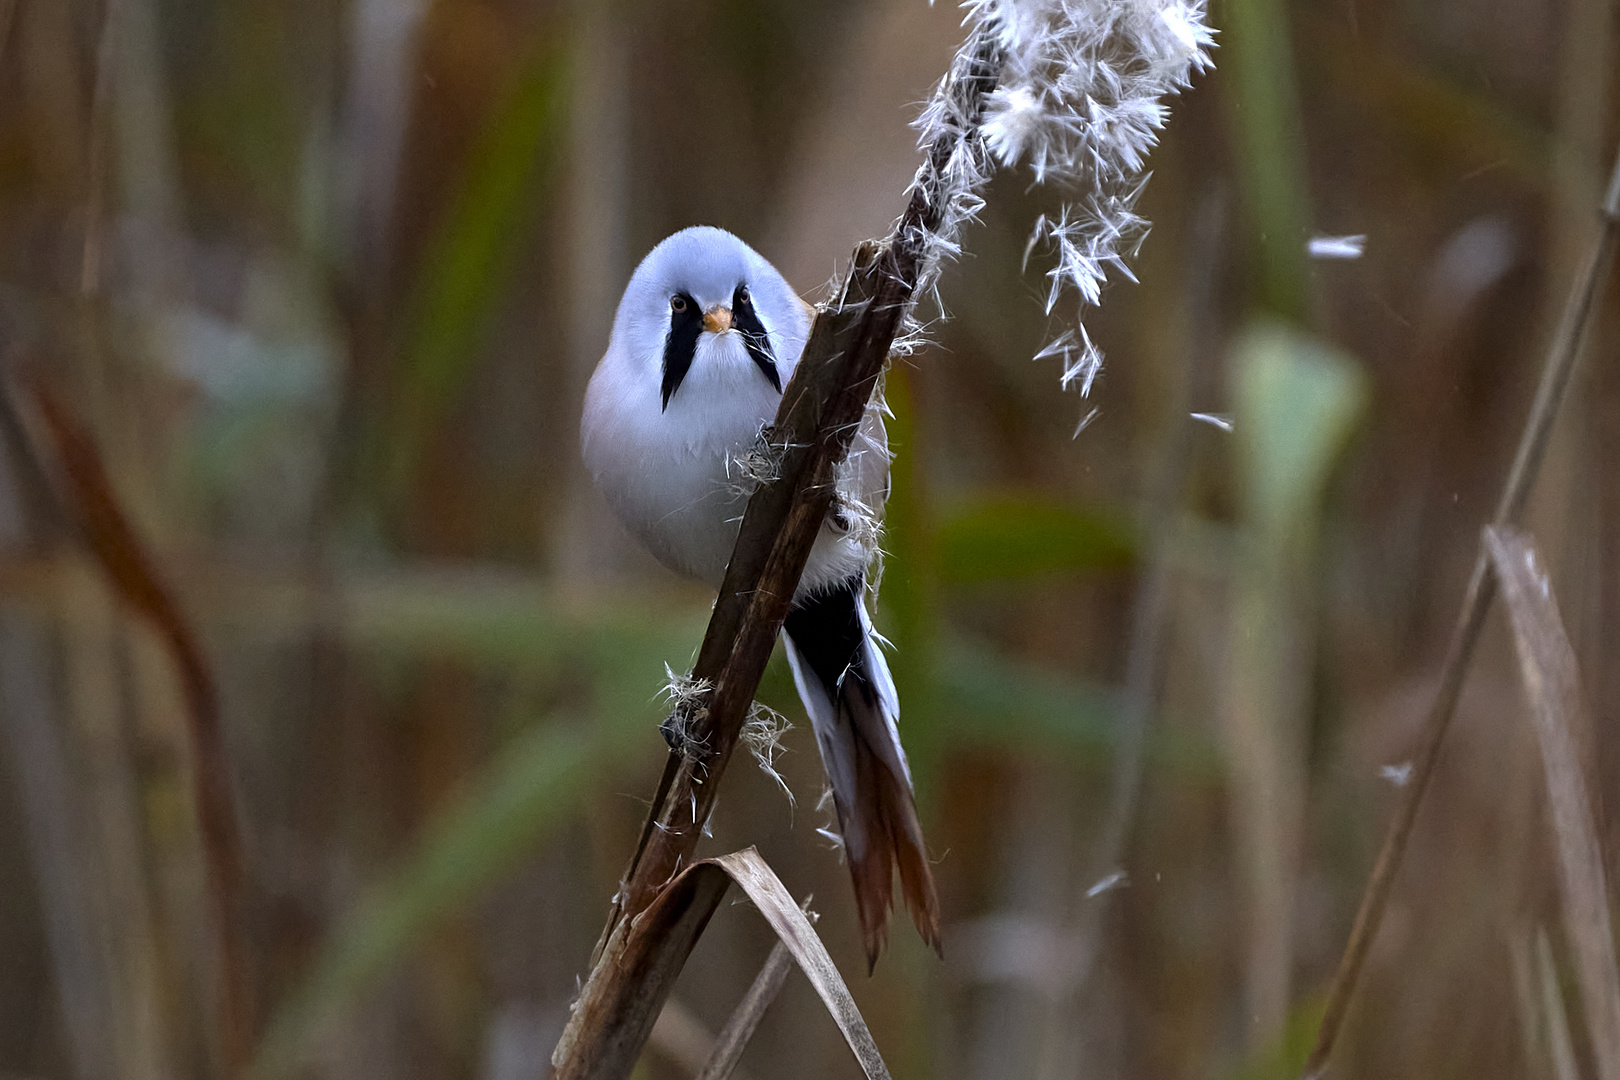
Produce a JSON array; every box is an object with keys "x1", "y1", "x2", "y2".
[
  {"x1": 660, "y1": 284, "x2": 782, "y2": 411},
  {"x1": 733, "y1": 284, "x2": 782, "y2": 393},
  {"x1": 661, "y1": 291, "x2": 702, "y2": 411}
]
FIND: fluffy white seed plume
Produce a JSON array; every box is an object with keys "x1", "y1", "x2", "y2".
[
  {"x1": 895, "y1": 21, "x2": 1003, "y2": 357},
  {"x1": 917, "y1": 0, "x2": 1214, "y2": 395}
]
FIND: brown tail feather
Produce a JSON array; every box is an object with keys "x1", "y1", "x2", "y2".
[
  {"x1": 784, "y1": 576, "x2": 940, "y2": 969},
  {"x1": 838, "y1": 704, "x2": 942, "y2": 971}
]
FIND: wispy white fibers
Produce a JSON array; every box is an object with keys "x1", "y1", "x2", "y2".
[
  {"x1": 1308, "y1": 234, "x2": 1366, "y2": 259},
  {"x1": 895, "y1": 22, "x2": 1003, "y2": 358},
  {"x1": 917, "y1": 0, "x2": 1214, "y2": 393}
]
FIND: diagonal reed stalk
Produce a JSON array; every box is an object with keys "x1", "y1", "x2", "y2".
[{"x1": 1303, "y1": 142, "x2": 1620, "y2": 1079}]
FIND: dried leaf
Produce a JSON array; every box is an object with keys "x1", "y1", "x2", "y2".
[
  {"x1": 553, "y1": 848, "x2": 891, "y2": 1080},
  {"x1": 710, "y1": 849, "x2": 890, "y2": 1080},
  {"x1": 1486, "y1": 525, "x2": 1620, "y2": 1080}
]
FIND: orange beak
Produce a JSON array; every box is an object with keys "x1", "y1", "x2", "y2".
[{"x1": 702, "y1": 305, "x2": 733, "y2": 334}]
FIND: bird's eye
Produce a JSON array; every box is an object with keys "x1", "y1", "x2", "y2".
[
  {"x1": 736, "y1": 286, "x2": 751, "y2": 306},
  {"x1": 670, "y1": 295, "x2": 688, "y2": 313}
]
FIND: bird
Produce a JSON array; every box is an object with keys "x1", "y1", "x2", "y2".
[{"x1": 580, "y1": 225, "x2": 940, "y2": 968}]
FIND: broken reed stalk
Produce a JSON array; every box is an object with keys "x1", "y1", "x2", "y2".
[
  {"x1": 551, "y1": 26, "x2": 1005, "y2": 1080},
  {"x1": 1302, "y1": 143, "x2": 1620, "y2": 1079},
  {"x1": 695, "y1": 938, "x2": 795, "y2": 1080}
]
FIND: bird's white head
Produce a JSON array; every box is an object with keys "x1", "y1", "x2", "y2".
[
  {"x1": 606, "y1": 226, "x2": 810, "y2": 415},
  {"x1": 582, "y1": 226, "x2": 815, "y2": 582}
]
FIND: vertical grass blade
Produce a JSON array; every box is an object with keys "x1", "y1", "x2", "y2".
[
  {"x1": 0, "y1": 615, "x2": 119, "y2": 1080},
  {"x1": 1223, "y1": 323, "x2": 1364, "y2": 1042},
  {"x1": 1223, "y1": 0, "x2": 1311, "y2": 320},
  {"x1": 380, "y1": 40, "x2": 569, "y2": 507}
]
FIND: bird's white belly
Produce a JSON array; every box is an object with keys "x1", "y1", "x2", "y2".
[
  {"x1": 618, "y1": 432, "x2": 754, "y2": 587},
  {"x1": 582, "y1": 332, "x2": 875, "y2": 596},
  {"x1": 583, "y1": 335, "x2": 773, "y2": 587},
  {"x1": 589, "y1": 425, "x2": 874, "y2": 597}
]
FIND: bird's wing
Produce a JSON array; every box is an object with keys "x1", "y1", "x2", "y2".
[{"x1": 840, "y1": 396, "x2": 892, "y2": 516}]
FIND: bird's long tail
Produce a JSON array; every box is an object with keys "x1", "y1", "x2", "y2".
[{"x1": 783, "y1": 575, "x2": 941, "y2": 969}]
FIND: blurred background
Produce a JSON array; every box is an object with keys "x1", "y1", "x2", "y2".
[{"x1": 0, "y1": 0, "x2": 1615, "y2": 1078}]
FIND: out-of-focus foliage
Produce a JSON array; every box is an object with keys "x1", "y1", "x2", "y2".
[
  {"x1": 934, "y1": 496, "x2": 1133, "y2": 584},
  {"x1": 255, "y1": 716, "x2": 603, "y2": 1080},
  {"x1": 0, "y1": 0, "x2": 1615, "y2": 1079},
  {"x1": 385, "y1": 39, "x2": 570, "y2": 507}
]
